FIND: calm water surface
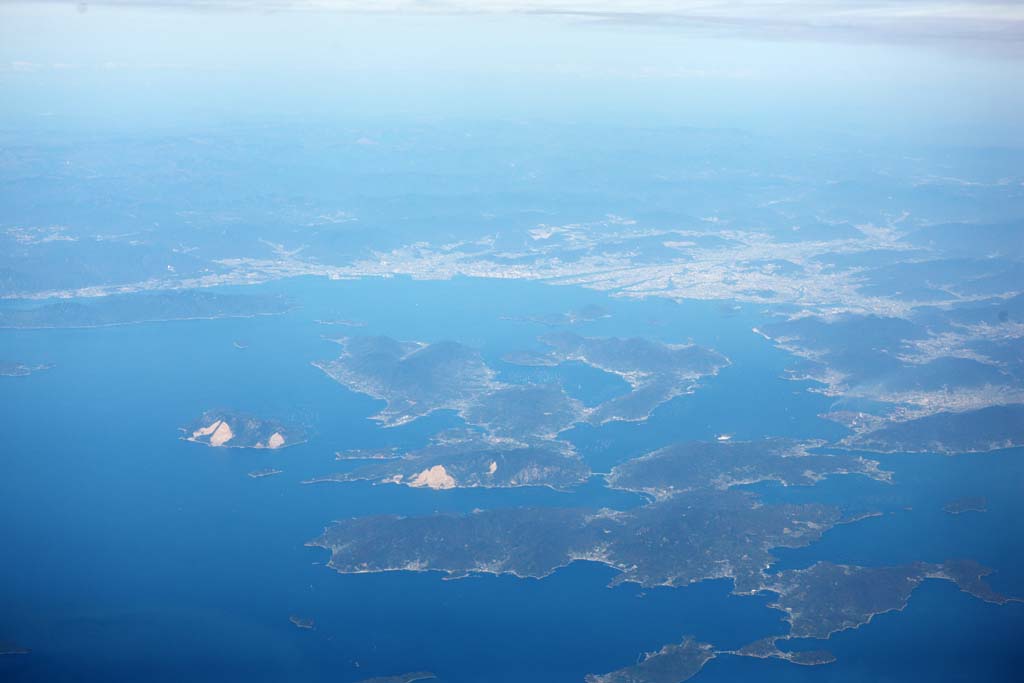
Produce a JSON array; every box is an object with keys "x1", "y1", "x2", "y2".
[{"x1": 1, "y1": 277, "x2": 1020, "y2": 681}]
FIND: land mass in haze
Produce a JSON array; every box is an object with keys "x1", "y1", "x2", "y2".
[
  {"x1": 0, "y1": 290, "x2": 293, "y2": 329},
  {"x1": 760, "y1": 303, "x2": 1024, "y2": 446},
  {"x1": 842, "y1": 404, "x2": 1024, "y2": 454}
]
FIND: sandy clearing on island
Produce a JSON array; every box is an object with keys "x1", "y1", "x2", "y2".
[
  {"x1": 268, "y1": 432, "x2": 285, "y2": 449},
  {"x1": 408, "y1": 465, "x2": 456, "y2": 490},
  {"x1": 192, "y1": 420, "x2": 222, "y2": 439},
  {"x1": 210, "y1": 421, "x2": 234, "y2": 447}
]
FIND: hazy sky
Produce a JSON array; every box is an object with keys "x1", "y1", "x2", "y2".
[{"x1": 1, "y1": 1, "x2": 1022, "y2": 143}]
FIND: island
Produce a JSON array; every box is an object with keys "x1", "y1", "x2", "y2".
[
  {"x1": 761, "y1": 559, "x2": 1018, "y2": 640},
  {"x1": 353, "y1": 673, "x2": 436, "y2": 683},
  {"x1": 335, "y1": 448, "x2": 403, "y2": 461},
  {"x1": 585, "y1": 637, "x2": 715, "y2": 683},
  {"x1": 0, "y1": 361, "x2": 52, "y2": 377},
  {"x1": 579, "y1": 558, "x2": 1016, "y2": 683},
  {"x1": 183, "y1": 411, "x2": 305, "y2": 450},
  {"x1": 313, "y1": 337, "x2": 499, "y2": 427},
  {"x1": 307, "y1": 433, "x2": 589, "y2": 491},
  {"x1": 501, "y1": 303, "x2": 611, "y2": 326},
  {"x1": 308, "y1": 489, "x2": 843, "y2": 593},
  {"x1": 289, "y1": 615, "x2": 315, "y2": 630},
  {"x1": 459, "y1": 384, "x2": 587, "y2": 440},
  {"x1": 248, "y1": 468, "x2": 284, "y2": 479},
  {"x1": 587, "y1": 634, "x2": 837, "y2": 683},
  {"x1": 731, "y1": 638, "x2": 835, "y2": 666},
  {"x1": 503, "y1": 332, "x2": 730, "y2": 423},
  {"x1": 0, "y1": 642, "x2": 30, "y2": 656},
  {"x1": 943, "y1": 496, "x2": 988, "y2": 514},
  {"x1": 307, "y1": 466, "x2": 1021, "y2": 683},
  {"x1": 606, "y1": 438, "x2": 890, "y2": 499},
  {"x1": 315, "y1": 334, "x2": 728, "y2": 440}
]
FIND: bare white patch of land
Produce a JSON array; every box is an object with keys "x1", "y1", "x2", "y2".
[{"x1": 408, "y1": 465, "x2": 457, "y2": 490}]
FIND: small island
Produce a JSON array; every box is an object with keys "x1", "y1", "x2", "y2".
[
  {"x1": 314, "y1": 318, "x2": 366, "y2": 327},
  {"x1": 248, "y1": 468, "x2": 284, "y2": 479},
  {"x1": 502, "y1": 303, "x2": 611, "y2": 326},
  {"x1": 0, "y1": 641, "x2": 30, "y2": 656},
  {"x1": 354, "y1": 673, "x2": 436, "y2": 683},
  {"x1": 0, "y1": 361, "x2": 52, "y2": 377},
  {"x1": 289, "y1": 615, "x2": 315, "y2": 630},
  {"x1": 183, "y1": 411, "x2": 305, "y2": 450},
  {"x1": 335, "y1": 448, "x2": 402, "y2": 461},
  {"x1": 943, "y1": 496, "x2": 988, "y2": 515},
  {"x1": 309, "y1": 433, "x2": 589, "y2": 491},
  {"x1": 732, "y1": 638, "x2": 835, "y2": 666},
  {"x1": 585, "y1": 637, "x2": 715, "y2": 683}
]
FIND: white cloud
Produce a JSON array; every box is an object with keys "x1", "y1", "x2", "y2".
[{"x1": 47, "y1": 0, "x2": 1024, "y2": 46}]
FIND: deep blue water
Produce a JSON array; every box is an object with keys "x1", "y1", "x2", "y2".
[{"x1": 1, "y1": 276, "x2": 1021, "y2": 682}]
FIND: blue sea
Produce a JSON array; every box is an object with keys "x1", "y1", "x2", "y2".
[{"x1": 1, "y1": 276, "x2": 1021, "y2": 682}]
